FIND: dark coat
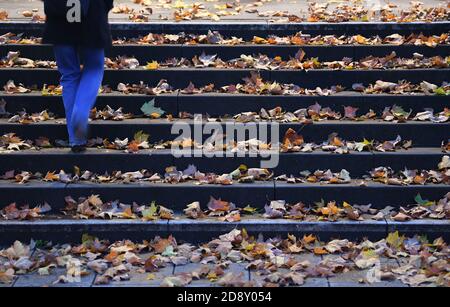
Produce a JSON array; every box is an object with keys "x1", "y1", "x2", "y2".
[{"x1": 43, "y1": 0, "x2": 114, "y2": 48}]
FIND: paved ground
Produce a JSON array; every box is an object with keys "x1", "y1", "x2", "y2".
[
  {"x1": 3, "y1": 247, "x2": 408, "y2": 287},
  {"x1": 0, "y1": 0, "x2": 447, "y2": 22}
]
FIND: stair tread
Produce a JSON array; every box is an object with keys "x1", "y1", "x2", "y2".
[
  {"x1": 2, "y1": 118, "x2": 449, "y2": 126},
  {"x1": 0, "y1": 147, "x2": 445, "y2": 155},
  {"x1": 2, "y1": 67, "x2": 450, "y2": 72},
  {"x1": 0, "y1": 179, "x2": 447, "y2": 188},
  {"x1": 0, "y1": 217, "x2": 447, "y2": 226}
]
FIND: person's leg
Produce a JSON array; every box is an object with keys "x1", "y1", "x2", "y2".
[
  {"x1": 53, "y1": 45, "x2": 81, "y2": 146},
  {"x1": 70, "y1": 47, "x2": 105, "y2": 145}
]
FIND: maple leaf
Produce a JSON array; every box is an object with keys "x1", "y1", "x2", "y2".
[
  {"x1": 43, "y1": 171, "x2": 59, "y2": 182},
  {"x1": 207, "y1": 196, "x2": 233, "y2": 212},
  {"x1": 140, "y1": 99, "x2": 165, "y2": 118},
  {"x1": 386, "y1": 231, "x2": 405, "y2": 250}
]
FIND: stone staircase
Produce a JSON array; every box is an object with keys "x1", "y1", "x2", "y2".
[{"x1": 0, "y1": 21, "x2": 448, "y2": 244}]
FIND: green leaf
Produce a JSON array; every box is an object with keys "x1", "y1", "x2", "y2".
[
  {"x1": 82, "y1": 233, "x2": 96, "y2": 244},
  {"x1": 162, "y1": 245, "x2": 177, "y2": 257},
  {"x1": 141, "y1": 99, "x2": 165, "y2": 118},
  {"x1": 228, "y1": 164, "x2": 247, "y2": 179},
  {"x1": 414, "y1": 194, "x2": 435, "y2": 206},
  {"x1": 242, "y1": 205, "x2": 258, "y2": 215},
  {"x1": 391, "y1": 105, "x2": 412, "y2": 119},
  {"x1": 134, "y1": 130, "x2": 149, "y2": 143},
  {"x1": 142, "y1": 202, "x2": 158, "y2": 220},
  {"x1": 434, "y1": 87, "x2": 449, "y2": 96}
]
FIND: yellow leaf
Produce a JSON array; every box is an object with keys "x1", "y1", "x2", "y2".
[
  {"x1": 252, "y1": 36, "x2": 267, "y2": 44},
  {"x1": 145, "y1": 61, "x2": 159, "y2": 70},
  {"x1": 386, "y1": 231, "x2": 404, "y2": 250}
]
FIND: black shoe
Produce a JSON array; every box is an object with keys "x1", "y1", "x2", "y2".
[{"x1": 71, "y1": 145, "x2": 86, "y2": 153}]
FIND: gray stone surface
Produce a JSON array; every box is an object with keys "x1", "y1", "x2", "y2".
[
  {"x1": 250, "y1": 253, "x2": 328, "y2": 287},
  {"x1": 0, "y1": 0, "x2": 446, "y2": 22},
  {"x1": 327, "y1": 256, "x2": 407, "y2": 287},
  {"x1": 14, "y1": 268, "x2": 96, "y2": 287},
  {"x1": 174, "y1": 263, "x2": 217, "y2": 287},
  {"x1": 293, "y1": 254, "x2": 329, "y2": 287},
  {"x1": 98, "y1": 265, "x2": 175, "y2": 287},
  {"x1": 174, "y1": 262, "x2": 250, "y2": 287},
  {"x1": 0, "y1": 280, "x2": 14, "y2": 287}
]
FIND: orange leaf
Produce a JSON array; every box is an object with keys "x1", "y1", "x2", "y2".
[{"x1": 313, "y1": 247, "x2": 328, "y2": 255}]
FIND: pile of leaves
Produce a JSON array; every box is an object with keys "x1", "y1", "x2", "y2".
[
  {"x1": 275, "y1": 155, "x2": 450, "y2": 186},
  {"x1": 305, "y1": 1, "x2": 449, "y2": 23},
  {"x1": 387, "y1": 193, "x2": 450, "y2": 221},
  {"x1": 1, "y1": 31, "x2": 449, "y2": 47},
  {"x1": 0, "y1": 51, "x2": 56, "y2": 68},
  {"x1": 281, "y1": 130, "x2": 412, "y2": 154},
  {"x1": 0, "y1": 230, "x2": 448, "y2": 286},
  {"x1": 232, "y1": 104, "x2": 450, "y2": 123},
  {"x1": 97, "y1": 51, "x2": 450, "y2": 71},
  {"x1": 2, "y1": 191, "x2": 449, "y2": 224},
  {"x1": 275, "y1": 169, "x2": 351, "y2": 184},
  {"x1": 0, "y1": 164, "x2": 272, "y2": 185},
  {"x1": 4, "y1": 102, "x2": 449, "y2": 125},
  {"x1": 4, "y1": 76, "x2": 449, "y2": 96},
  {"x1": 116, "y1": 80, "x2": 173, "y2": 95},
  {"x1": 0, "y1": 130, "x2": 417, "y2": 154},
  {"x1": 7, "y1": 110, "x2": 55, "y2": 124},
  {"x1": 0, "y1": 158, "x2": 447, "y2": 187},
  {"x1": 62, "y1": 195, "x2": 174, "y2": 220},
  {"x1": 0, "y1": 203, "x2": 51, "y2": 220},
  {"x1": 368, "y1": 156, "x2": 450, "y2": 185},
  {"x1": 0, "y1": 133, "x2": 32, "y2": 151},
  {"x1": 89, "y1": 105, "x2": 133, "y2": 121},
  {"x1": 0, "y1": 32, "x2": 42, "y2": 45}
]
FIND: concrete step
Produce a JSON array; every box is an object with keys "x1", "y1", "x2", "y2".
[
  {"x1": 0, "y1": 148, "x2": 446, "y2": 176},
  {"x1": 1, "y1": 21, "x2": 449, "y2": 37},
  {"x1": 1, "y1": 67, "x2": 448, "y2": 88},
  {"x1": 0, "y1": 217, "x2": 447, "y2": 244},
  {"x1": 0, "y1": 180, "x2": 447, "y2": 210},
  {"x1": 1, "y1": 93, "x2": 448, "y2": 117},
  {"x1": 1, "y1": 118, "x2": 448, "y2": 146},
  {"x1": 2, "y1": 44, "x2": 449, "y2": 62}
]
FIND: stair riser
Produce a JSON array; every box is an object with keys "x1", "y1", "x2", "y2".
[
  {"x1": 1, "y1": 122, "x2": 447, "y2": 146},
  {"x1": 1, "y1": 21, "x2": 448, "y2": 37},
  {"x1": 0, "y1": 68, "x2": 448, "y2": 88},
  {"x1": 0, "y1": 220, "x2": 448, "y2": 244},
  {"x1": 177, "y1": 95, "x2": 450, "y2": 116},
  {"x1": 0, "y1": 184, "x2": 274, "y2": 210},
  {"x1": 0, "y1": 184, "x2": 448, "y2": 210},
  {"x1": 0, "y1": 223, "x2": 387, "y2": 244},
  {"x1": 0, "y1": 152, "x2": 445, "y2": 177},
  {"x1": 1, "y1": 95, "x2": 178, "y2": 117},
  {"x1": 2, "y1": 94, "x2": 449, "y2": 116},
  {"x1": 2, "y1": 44, "x2": 449, "y2": 62},
  {"x1": 0, "y1": 152, "x2": 174, "y2": 174},
  {"x1": 275, "y1": 184, "x2": 450, "y2": 208}
]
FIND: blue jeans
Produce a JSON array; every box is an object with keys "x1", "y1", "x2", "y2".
[{"x1": 54, "y1": 45, "x2": 104, "y2": 146}]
